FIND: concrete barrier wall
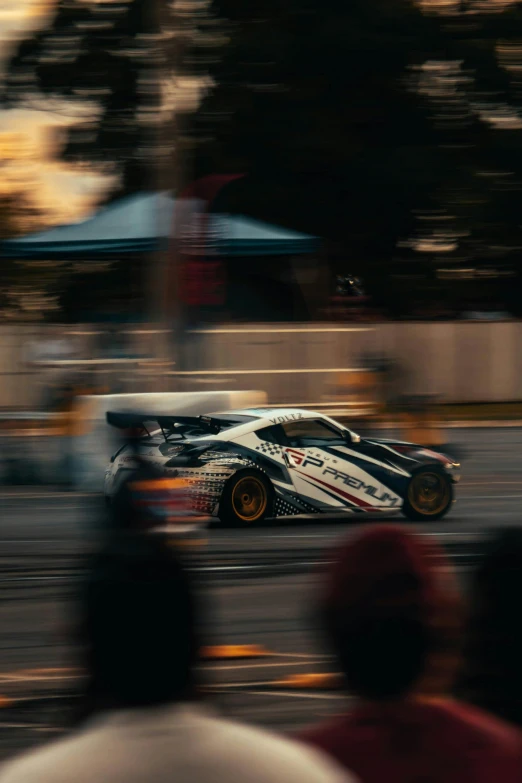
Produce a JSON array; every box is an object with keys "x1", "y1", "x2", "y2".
[
  {"x1": 2, "y1": 322, "x2": 522, "y2": 407},
  {"x1": 185, "y1": 322, "x2": 522, "y2": 404},
  {"x1": 0, "y1": 325, "x2": 43, "y2": 409},
  {"x1": 0, "y1": 324, "x2": 177, "y2": 409}
]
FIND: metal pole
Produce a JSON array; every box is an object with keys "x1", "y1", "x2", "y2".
[{"x1": 150, "y1": 0, "x2": 187, "y2": 389}]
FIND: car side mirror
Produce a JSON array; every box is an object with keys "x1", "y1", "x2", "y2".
[{"x1": 347, "y1": 431, "x2": 361, "y2": 445}]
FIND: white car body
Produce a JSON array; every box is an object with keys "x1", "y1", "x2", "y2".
[{"x1": 105, "y1": 407, "x2": 459, "y2": 521}]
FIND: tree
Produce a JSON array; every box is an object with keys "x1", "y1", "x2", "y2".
[
  {"x1": 0, "y1": 191, "x2": 51, "y2": 319},
  {"x1": 3, "y1": 0, "x2": 157, "y2": 196},
  {"x1": 6, "y1": 0, "x2": 522, "y2": 317},
  {"x1": 3, "y1": 0, "x2": 221, "y2": 199},
  {"x1": 190, "y1": 0, "x2": 522, "y2": 315}
]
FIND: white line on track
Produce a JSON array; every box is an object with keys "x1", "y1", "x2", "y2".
[
  {"x1": 199, "y1": 562, "x2": 325, "y2": 572},
  {"x1": 462, "y1": 482, "x2": 522, "y2": 486},
  {"x1": 255, "y1": 534, "x2": 339, "y2": 540},
  {"x1": 450, "y1": 516, "x2": 519, "y2": 524},
  {"x1": 0, "y1": 540, "x2": 70, "y2": 545},
  {"x1": 236, "y1": 689, "x2": 345, "y2": 700},
  {"x1": 0, "y1": 576, "x2": 70, "y2": 583},
  {"x1": 0, "y1": 674, "x2": 79, "y2": 684},
  {"x1": 0, "y1": 723, "x2": 61, "y2": 731},
  {"x1": 458, "y1": 495, "x2": 522, "y2": 501},
  {"x1": 206, "y1": 659, "x2": 329, "y2": 673},
  {"x1": 190, "y1": 327, "x2": 369, "y2": 334},
  {"x1": 275, "y1": 652, "x2": 332, "y2": 659},
  {"x1": 0, "y1": 494, "x2": 91, "y2": 500},
  {"x1": 0, "y1": 508, "x2": 84, "y2": 521}
]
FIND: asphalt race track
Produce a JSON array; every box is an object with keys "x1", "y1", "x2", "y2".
[{"x1": 0, "y1": 427, "x2": 521, "y2": 759}]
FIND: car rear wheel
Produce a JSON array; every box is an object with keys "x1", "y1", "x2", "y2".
[
  {"x1": 402, "y1": 468, "x2": 453, "y2": 522},
  {"x1": 219, "y1": 470, "x2": 273, "y2": 527}
]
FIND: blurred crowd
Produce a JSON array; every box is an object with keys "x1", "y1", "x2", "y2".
[{"x1": 1, "y1": 476, "x2": 522, "y2": 782}]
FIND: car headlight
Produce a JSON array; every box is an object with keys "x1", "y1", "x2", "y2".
[{"x1": 443, "y1": 461, "x2": 461, "y2": 482}]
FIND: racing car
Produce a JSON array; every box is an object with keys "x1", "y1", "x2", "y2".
[{"x1": 104, "y1": 407, "x2": 460, "y2": 525}]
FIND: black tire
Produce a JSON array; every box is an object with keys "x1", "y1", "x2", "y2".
[
  {"x1": 402, "y1": 467, "x2": 454, "y2": 522},
  {"x1": 218, "y1": 470, "x2": 273, "y2": 527}
]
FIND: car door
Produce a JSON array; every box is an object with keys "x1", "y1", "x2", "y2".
[{"x1": 280, "y1": 419, "x2": 401, "y2": 511}]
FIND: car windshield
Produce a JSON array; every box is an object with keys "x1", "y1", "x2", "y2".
[{"x1": 282, "y1": 419, "x2": 346, "y2": 447}]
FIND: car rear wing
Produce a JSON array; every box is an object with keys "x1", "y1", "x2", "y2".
[{"x1": 106, "y1": 411, "x2": 223, "y2": 439}]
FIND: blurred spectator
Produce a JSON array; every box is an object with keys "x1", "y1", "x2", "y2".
[
  {"x1": 103, "y1": 326, "x2": 132, "y2": 359},
  {"x1": 25, "y1": 328, "x2": 77, "y2": 365},
  {"x1": 457, "y1": 528, "x2": 522, "y2": 727},
  {"x1": 298, "y1": 525, "x2": 522, "y2": 783},
  {"x1": 0, "y1": 534, "x2": 351, "y2": 783},
  {"x1": 55, "y1": 377, "x2": 96, "y2": 489},
  {"x1": 56, "y1": 382, "x2": 76, "y2": 487},
  {"x1": 106, "y1": 454, "x2": 194, "y2": 538},
  {"x1": 68, "y1": 379, "x2": 101, "y2": 489}
]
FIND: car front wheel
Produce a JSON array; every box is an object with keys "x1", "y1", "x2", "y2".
[
  {"x1": 218, "y1": 470, "x2": 273, "y2": 526},
  {"x1": 402, "y1": 468, "x2": 453, "y2": 522}
]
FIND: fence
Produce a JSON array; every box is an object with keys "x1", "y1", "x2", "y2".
[
  {"x1": 1, "y1": 321, "x2": 522, "y2": 410},
  {"x1": 0, "y1": 325, "x2": 174, "y2": 409},
  {"x1": 181, "y1": 322, "x2": 522, "y2": 404}
]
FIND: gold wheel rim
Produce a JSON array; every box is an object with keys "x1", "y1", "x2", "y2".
[
  {"x1": 408, "y1": 472, "x2": 449, "y2": 516},
  {"x1": 232, "y1": 476, "x2": 267, "y2": 522}
]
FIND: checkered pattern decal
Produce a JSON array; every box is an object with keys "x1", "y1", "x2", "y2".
[
  {"x1": 255, "y1": 442, "x2": 282, "y2": 457},
  {"x1": 274, "y1": 494, "x2": 321, "y2": 517},
  {"x1": 177, "y1": 468, "x2": 232, "y2": 515},
  {"x1": 295, "y1": 499, "x2": 321, "y2": 514},
  {"x1": 275, "y1": 497, "x2": 300, "y2": 517}
]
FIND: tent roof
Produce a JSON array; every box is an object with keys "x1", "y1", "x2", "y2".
[
  {"x1": 2, "y1": 191, "x2": 174, "y2": 256},
  {"x1": 1, "y1": 192, "x2": 318, "y2": 258},
  {"x1": 219, "y1": 215, "x2": 317, "y2": 255},
  {"x1": 229, "y1": 215, "x2": 314, "y2": 242}
]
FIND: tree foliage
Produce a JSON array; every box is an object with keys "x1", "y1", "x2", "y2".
[
  {"x1": 5, "y1": 0, "x2": 522, "y2": 315},
  {"x1": 3, "y1": 0, "x2": 219, "y2": 197},
  {"x1": 0, "y1": 191, "x2": 51, "y2": 319},
  {"x1": 192, "y1": 0, "x2": 522, "y2": 314}
]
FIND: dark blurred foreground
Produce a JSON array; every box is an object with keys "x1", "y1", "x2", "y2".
[{"x1": 3, "y1": 509, "x2": 522, "y2": 782}]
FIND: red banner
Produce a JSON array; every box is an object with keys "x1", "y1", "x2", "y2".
[
  {"x1": 165, "y1": 174, "x2": 244, "y2": 311},
  {"x1": 179, "y1": 260, "x2": 226, "y2": 306}
]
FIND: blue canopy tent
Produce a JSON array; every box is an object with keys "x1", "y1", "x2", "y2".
[
  {"x1": 213, "y1": 214, "x2": 318, "y2": 256},
  {"x1": 1, "y1": 192, "x2": 319, "y2": 259},
  {"x1": 0, "y1": 192, "x2": 175, "y2": 258}
]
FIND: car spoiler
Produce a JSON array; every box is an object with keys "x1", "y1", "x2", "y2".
[{"x1": 106, "y1": 411, "x2": 222, "y2": 439}]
